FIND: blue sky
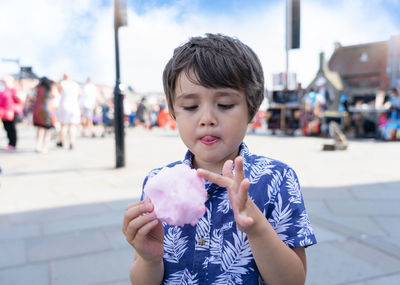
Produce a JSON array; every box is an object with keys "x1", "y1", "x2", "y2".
[{"x1": 1, "y1": 0, "x2": 400, "y2": 93}]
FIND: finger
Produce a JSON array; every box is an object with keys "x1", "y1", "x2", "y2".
[
  {"x1": 222, "y1": 160, "x2": 234, "y2": 179},
  {"x1": 126, "y1": 202, "x2": 138, "y2": 210},
  {"x1": 234, "y1": 157, "x2": 245, "y2": 183},
  {"x1": 237, "y1": 213, "x2": 254, "y2": 228},
  {"x1": 135, "y1": 219, "x2": 160, "y2": 241},
  {"x1": 125, "y1": 211, "x2": 157, "y2": 242},
  {"x1": 122, "y1": 199, "x2": 153, "y2": 234},
  {"x1": 237, "y1": 178, "x2": 250, "y2": 211},
  {"x1": 236, "y1": 178, "x2": 253, "y2": 228},
  {"x1": 197, "y1": 169, "x2": 233, "y2": 189}
]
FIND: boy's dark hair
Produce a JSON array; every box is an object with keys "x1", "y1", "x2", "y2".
[{"x1": 163, "y1": 33, "x2": 264, "y2": 122}]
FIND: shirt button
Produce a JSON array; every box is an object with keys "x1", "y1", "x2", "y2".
[{"x1": 198, "y1": 238, "x2": 206, "y2": 246}]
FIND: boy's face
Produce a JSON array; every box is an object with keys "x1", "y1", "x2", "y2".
[{"x1": 173, "y1": 71, "x2": 249, "y2": 173}]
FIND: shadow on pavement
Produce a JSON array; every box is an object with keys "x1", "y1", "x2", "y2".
[{"x1": 1, "y1": 181, "x2": 400, "y2": 285}]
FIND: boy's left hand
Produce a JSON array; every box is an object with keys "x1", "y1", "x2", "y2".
[{"x1": 197, "y1": 157, "x2": 255, "y2": 232}]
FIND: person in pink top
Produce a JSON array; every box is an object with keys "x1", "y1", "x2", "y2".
[{"x1": 0, "y1": 75, "x2": 23, "y2": 150}]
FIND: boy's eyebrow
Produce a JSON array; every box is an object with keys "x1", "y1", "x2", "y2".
[
  {"x1": 175, "y1": 90, "x2": 242, "y2": 101},
  {"x1": 214, "y1": 90, "x2": 242, "y2": 98},
  {"x1": 175, "y1": 93, "x2": 199, "y2": 101}
]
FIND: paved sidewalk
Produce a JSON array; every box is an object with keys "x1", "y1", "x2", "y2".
[{"x1": 0, "y1": 124, "x2": 399, "y2": 285}]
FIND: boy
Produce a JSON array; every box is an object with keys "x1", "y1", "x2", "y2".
[{"x1": 123, "y1": 33, "x2": 316, "y2": 284}]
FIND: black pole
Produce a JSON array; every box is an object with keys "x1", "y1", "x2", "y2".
[{"x1": 114, "y1": 26, "x2": 125, "y2": 168}]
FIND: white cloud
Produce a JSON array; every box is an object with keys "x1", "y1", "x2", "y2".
[{"x1": 0, "y1": 0, "x2": 399, "y2": 93}]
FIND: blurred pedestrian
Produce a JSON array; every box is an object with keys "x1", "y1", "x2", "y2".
[
  {"x1": 0, "y1": 75, "x2": 23, "y2": 150},
  {"x1": 32, "y1": 77, "x2": 57, "y2": 153},
  {"x1": 80, "y1": 77, "x2": 98, "y2": 137},
  {"x1": 134, "y1": 97, "x2": 149, "y2": 129},
  {"x1": 56, "y1": 74, "x2": 81, "y2": 150},
  {"x1": 388, "y1": 87, "x2": 400, "y2": 119}
]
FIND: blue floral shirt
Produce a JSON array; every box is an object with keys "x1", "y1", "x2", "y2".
[{"x1": 141, "y1": 142, "x2": 317, "y2": 285}]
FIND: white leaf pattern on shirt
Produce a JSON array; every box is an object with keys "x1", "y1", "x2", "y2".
[
  {"x1": 164, "y1": 268, "x2": 199, "y2": 285},
  {"x1": 265, "y1": 170, "x2": 284, "y2": 206},
  {"x1": 285, "y1": 169, "x2": 302, "y2": 204},
  {"x1": 296, "y1": 210, "x2": 314, "y2": 237},
  {"x1": 164, "y1": 227, "x2": 188, "y2": 263},
  {"x1": 249, "y1": 157, "x2": 274, "y2": 184},
  {"x1": 268, "y1": 193, "x2": 293, "y2": 242},
  {"x1": 217, "y1": 191, "x2": 230, "y2": 214},
  {"x1": 210, "y1": 222, "x2": 234, "y2": 265},
  {"x1": 195, "y1": 205, "x2": 212, "y2": 251}
]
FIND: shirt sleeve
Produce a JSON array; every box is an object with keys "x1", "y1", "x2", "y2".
[{"x1": 267, "y1": 167, "x2": 317, "y2": 248}]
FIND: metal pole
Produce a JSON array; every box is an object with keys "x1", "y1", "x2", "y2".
[
  {"x1": 114, "y1": 26, "x2": 125, "y2": 168},
  {"x1": 286, "y1": 49, "x2": 289, "y2": 89},
  {"x1": 285, "y1": 0, "x2": 290, "y2": 89}
]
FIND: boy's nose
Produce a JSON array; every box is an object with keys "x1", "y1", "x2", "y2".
[{"x1": 199, "y1": 106, "x2": 217, "y2": 127}]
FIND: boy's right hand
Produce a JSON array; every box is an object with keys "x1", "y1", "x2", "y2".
[{"x1": 122, "y1": 199, "x2": 164, "y2": 263}]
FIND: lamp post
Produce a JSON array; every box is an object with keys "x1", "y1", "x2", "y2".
[
  {"x1": 285, "y1": 0, "x2": 300, "y2": 89},
  {"x1": 114, "y1": 0, "x2": 127, "y2": 168}
]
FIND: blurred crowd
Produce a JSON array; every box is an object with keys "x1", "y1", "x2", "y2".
[
  {"x1": 300, "y1": 83, "x2": 400, "y2": 140},
  {"x1": 263, "y1": 78, "x2": 400, "y2": 141},
  {"x1": 0, "y1": 74, "x2": 176, "y2": 153},
  {"x1": 3, "y1": 72, "x2": 398, "y2": 153}
]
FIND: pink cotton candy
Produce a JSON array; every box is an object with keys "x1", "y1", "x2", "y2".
[{"x1": 144, "y1": 164, "x2": 207, "y2": 226}]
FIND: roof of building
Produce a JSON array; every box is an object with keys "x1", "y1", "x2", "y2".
[{"x1": 328, "y1": 41, "x2": 388, "y2": 76}]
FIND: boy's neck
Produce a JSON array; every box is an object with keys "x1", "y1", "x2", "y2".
[{"x1": 192, "y1": 159, "x2": 224, "y2": 174}]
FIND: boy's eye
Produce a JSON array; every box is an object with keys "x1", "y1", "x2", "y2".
[
  {"x1": 218, "y1": 104, "x2": 234, "y2": 109},
  {"x1": 183, "y1": 105, "x2": 198, "y2": 111}
]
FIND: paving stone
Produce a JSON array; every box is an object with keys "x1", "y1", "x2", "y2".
[
  {"x1": 362, "y1": 236, "x2": 400, "y2": 260},
  {"x1": 336, "y1": 239, "x2": 400, "y2": 272},
  {"x1": 0, "y1": 223, "x2": 41, "y2": 241},
  {"x1": 302, "y1": 186, "x2": 354, "y2": 200},
  {"x1": 345, "y1": 272, "x2": 400, "y2": 285},
  {"x1": 50, "y1": 249, "x2": 133, "y2": 285},
  {"x1": 0, "y1": 239, "x2": 25, "y2": 269},
  {"x1": 7, "y1": 203, "x2": 112, "y2": 225},
  {"x1": 350, "y1": 183, "x2": 400, "y2": 199},
  {"x1": 0, "y1": 263, "x2": 48, "y2": 285},
  {"x1": 379, "y1": 235, "x2": 400, "y2": 249},
  {"x1": 42, "y1": 211, "x2": 122, "y2": 235},
  {"x1": 94, "y1": 279, "x2": 129, "y2": 285},
  {"x1": 311, "y1": 225, "x2": 346, "y2": 243},
  {"x1": 362, "y1": 272, "x2": 400, "y2": 285},
  {"x1": 304, "y1": 200, "x2": 333, "y2": 222},
  {"x1": 306, "y1": 239, "x2": 400, "y2": 285},
  {"x1": 103, "y1": 199, "x2": 135, "y2": 212},
  {"x1": 312, "y1": 214, "x2": 386, "y2": 237},
  {"x1": 102, "y1": 225, "x2": 132, "y2": 250},
  {"x1": 325, "y1": 199, "x2": 400, "y2": 216},
  {"x1": 27, "y1": 229, "x2": 112, "y2": 262},
  {"x1": 382, "y1": 181, "x2": 400, "y2": 190},
  {"x1": 0, "y1": 215, "x2": 8, "y2": 227},
  {"x1": 372, "y1": 216, "x2": 400, "y2": 236}
]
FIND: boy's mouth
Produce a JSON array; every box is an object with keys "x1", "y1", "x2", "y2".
[{"x1": 200, "y1": 135, "x2": 220, "y2": 146}]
